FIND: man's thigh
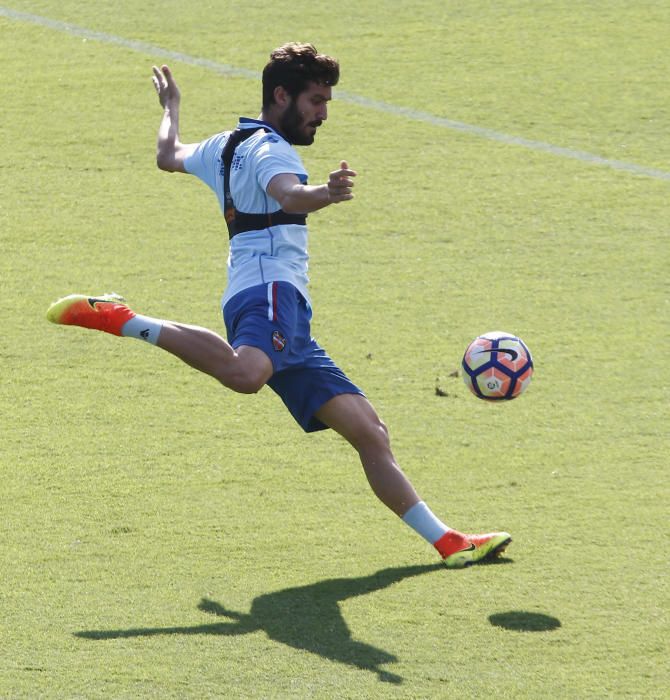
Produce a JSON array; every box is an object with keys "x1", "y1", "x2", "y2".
[
  {"x1": 223, "y1": 282, "x2": 302, "y2": 374},
  {"x1": 314, "y1": 393, "x2": 385, "y2": 447}
]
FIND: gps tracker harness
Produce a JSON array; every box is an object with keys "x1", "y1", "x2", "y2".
[{"x1": 221, "y1": 127, "x2": 307, "y2": 239}]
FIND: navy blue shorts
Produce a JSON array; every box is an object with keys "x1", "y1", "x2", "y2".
[{"x1": 223, "y1": 282, "x2": 364, "y2": 432}]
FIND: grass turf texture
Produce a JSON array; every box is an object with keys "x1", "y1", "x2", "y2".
[{"x1": 1, "y1": 1, "x2": 668, "y2": 697}]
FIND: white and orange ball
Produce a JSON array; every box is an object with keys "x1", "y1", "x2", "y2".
[{"x1": 462, "y1": 331, "x2": 533, "y2": 400}]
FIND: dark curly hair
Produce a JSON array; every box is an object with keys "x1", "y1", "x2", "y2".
[{"x1": 262, "y1": 43, "x2": 339, "y2": 109}]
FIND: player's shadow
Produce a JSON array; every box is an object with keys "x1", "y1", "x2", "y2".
[{"x1": 75, "y1": 563, "x2": 443, "y2": 684}]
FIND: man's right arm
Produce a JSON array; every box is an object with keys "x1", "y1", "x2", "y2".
[
  {"x1": 152, "y1": 64, "x2": 197, "y2": 173},
  {"x1": 267, "y1": 161, "x2": 357, "y2": 214}
]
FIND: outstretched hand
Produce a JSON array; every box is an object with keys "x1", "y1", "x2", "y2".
[
  {"x1": 327, "y1": 160, "x2": 357, "y2": 203},
  {"x1": 152, "y1": 64, "x2": 181, "y2": 109}
]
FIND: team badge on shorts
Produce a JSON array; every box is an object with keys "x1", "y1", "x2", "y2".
[{"x1": 272, "y1": 330, "x2": 287, "y2": 352}]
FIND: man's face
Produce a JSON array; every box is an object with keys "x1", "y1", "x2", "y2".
[{"x1": 278, "y1": 82, "x2": 331, "y2": 146}]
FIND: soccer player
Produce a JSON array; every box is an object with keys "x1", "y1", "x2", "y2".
[{"x1": 47, "y1": 43, "x2": 511, "y2": 568}]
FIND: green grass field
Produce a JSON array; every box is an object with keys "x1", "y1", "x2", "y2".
[{"x1": 1, "y1": 1, "x2": 668, "y2": 697}]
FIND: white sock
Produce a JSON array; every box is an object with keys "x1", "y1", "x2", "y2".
[
  {"x1": 401, "y1": 501, "x2": 450, "y2": 545},
  {"x1": 120, "y1": 314, "x2": 164, "y2": 345}
]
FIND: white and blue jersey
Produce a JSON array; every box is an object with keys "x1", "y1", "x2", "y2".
[
  {"x1": 183, "y1": 117, "x2": 363, "y2": 432},
  {"x1": 184, "y1": 118, "x2": 311, "y2": 307}
]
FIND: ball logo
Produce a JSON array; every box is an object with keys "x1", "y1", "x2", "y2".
[
  {"x1": 476, "y1": 347, "x2": 519, "y2": 361},
  {"x1": 272, "y1": 330, "x2": 287, "y2": 352}
]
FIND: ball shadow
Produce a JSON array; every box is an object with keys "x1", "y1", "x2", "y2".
[{"x1": 488, "y1": 611, "x2": 561, "y2": 632}]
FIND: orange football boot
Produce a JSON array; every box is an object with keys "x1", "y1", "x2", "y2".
[
  {"x1": 47, "y1": 293, "x2": 135, "y2": 336},
  {"x1": 435, "y1": 530, "x2": 512, "y2": 569}
]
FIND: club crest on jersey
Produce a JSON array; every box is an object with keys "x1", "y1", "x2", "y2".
[{"x1": 272, "y1": 330, "x2": 287, "y2": 352}]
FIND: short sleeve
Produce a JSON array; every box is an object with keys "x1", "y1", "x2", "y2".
[
  {"x1": 184, "y1": 132, "x2": 228, "y2": 192},
  {"x1": 250, "y1": 135, "x2": 308, "y2": 192}
]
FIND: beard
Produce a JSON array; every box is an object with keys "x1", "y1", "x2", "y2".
[{"x1": 279, "y1": 100, "x2": 322, "y2": 146}]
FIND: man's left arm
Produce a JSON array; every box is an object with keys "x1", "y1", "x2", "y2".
[{"x1": 267, "y1": 161, "x2": 357, "y2": 214}]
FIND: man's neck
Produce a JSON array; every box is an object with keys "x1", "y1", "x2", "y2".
[{"x1": 258, "y1": 111, "x2": 285, "y2": 140}]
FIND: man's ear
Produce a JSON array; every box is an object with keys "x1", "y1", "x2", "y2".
[{"x1": 273, "y1": 85, "x2": 291, "y2": 108}]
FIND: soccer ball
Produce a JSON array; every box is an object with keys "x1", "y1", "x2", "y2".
[{"x1": 461, "y1": 331, "x2": 533, "y2": 400}]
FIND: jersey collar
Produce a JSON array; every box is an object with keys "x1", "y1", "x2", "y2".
[{"x1": 238, "y1": 117, "x2": 287, "y2": 142}]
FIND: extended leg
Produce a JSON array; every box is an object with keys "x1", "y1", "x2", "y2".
[
  {"x1": 46, "y1": 293, "x2": 273, "y2": 394},
  {"x1": 315, "y1": 393, "x2": 511, "y2": 567},
  {"x1": 314, "y1": 393, "x2": 420, "y2": 516},
  {"x1": 157, "y1": 322, "x2": 272, "y2": 393}
]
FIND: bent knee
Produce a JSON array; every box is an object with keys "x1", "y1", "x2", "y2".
[
  {"x1": 354, "y1": 416, "x2": 391, "y2": 452},
  {"x1": 372, "y1": 417, "x2": 389, "y2": 442},
  {"x1": 233, "y1": 380, "x2": 265, "y2": 394},
  {"x1": 217, "y1": 371, "x2": 267, "y2": 395}
]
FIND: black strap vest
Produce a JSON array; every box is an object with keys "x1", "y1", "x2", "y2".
[{"x1": 221, "y1": 127, "x2": 307, "y2": 239}]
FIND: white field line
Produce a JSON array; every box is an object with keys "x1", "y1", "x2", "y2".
[{"x1": 3, "y1": 5, "x2": 670, "y2": 182}]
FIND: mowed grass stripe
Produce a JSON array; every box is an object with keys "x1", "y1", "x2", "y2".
[{"x1": 2, "y1": 4, "x2": 670, "y2": 183}]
